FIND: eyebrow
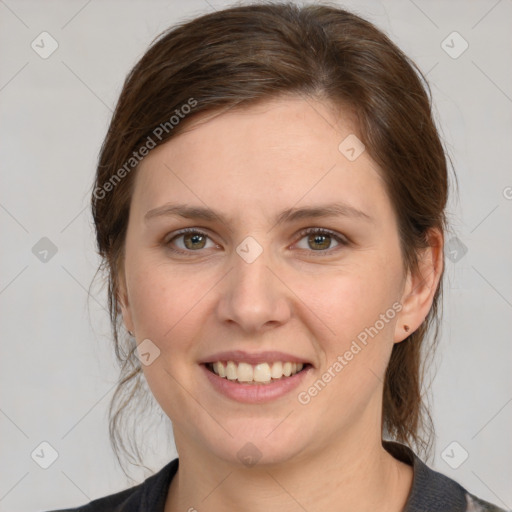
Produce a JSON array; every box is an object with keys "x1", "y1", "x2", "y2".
[{"x1": 144, "y1": 202, "x2": 374, "y2": 227}]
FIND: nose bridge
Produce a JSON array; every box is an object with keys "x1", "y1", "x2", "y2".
[{"x1": 217, "y1": 234, "x2": 290, "y2": 331}]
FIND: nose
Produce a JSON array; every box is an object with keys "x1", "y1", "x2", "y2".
[{"x1": 216, "y1": 238, "x2": 291, "y2": 333}]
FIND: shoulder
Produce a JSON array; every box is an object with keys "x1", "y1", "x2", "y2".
[
  {"x1": 41, "y1": 458, "x2": 179, "y2": 512},
  {"x1": 464, "y1": 493, "x2": 510, "y2": 512},
  {"x1": 383, "y1": 441, "x2": 508, "y2": 512}
]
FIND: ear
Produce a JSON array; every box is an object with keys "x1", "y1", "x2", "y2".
[
  {"x1": 394, "y1": 228, "x2": 444, "y2": 343},
  {"x1": 117, "y1": 267, "x2": 135, "y2": 335}
]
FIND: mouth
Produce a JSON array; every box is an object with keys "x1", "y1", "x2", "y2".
[{"x1": 203, "y1": 361, "x2": 313, "y2": 385}]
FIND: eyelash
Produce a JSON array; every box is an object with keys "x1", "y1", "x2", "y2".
[{"x1": 164, "y1": 227, "x2": 349, "y2": 257}]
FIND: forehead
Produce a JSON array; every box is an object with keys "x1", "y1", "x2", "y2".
[{"x1": 132, "y1": 95, "x2": 392, "y2": 226}]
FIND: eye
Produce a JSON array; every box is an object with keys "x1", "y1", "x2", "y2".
[
  {"x1": 164, "y1": 227, "x2": 348, "y2": 256},
  {"x1": 165, "y1": 228, "x2": 218, "y2": 253},
  {"x1": 294, "y1": 227, "x2": 348, "y2": 255}
]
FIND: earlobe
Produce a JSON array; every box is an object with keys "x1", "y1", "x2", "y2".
[
  {"x1": 394, "y1": 228, "x2": 444, "y2": 343},
  {"x1": 393, "y1": 322, "x2": 411, "y2": 344}
]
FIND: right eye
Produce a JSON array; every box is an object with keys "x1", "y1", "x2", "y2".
[{"x1": 165, "y1": 228, "x2": 219, "y2": 254}]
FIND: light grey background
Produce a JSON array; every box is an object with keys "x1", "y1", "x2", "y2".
[{"x1": 1, "y1": 0, "x2": 511, "y2": 510}]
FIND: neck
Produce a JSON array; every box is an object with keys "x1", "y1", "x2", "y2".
[{"x1": 165, "y1": 428, "x2": 413, "y2": 512}]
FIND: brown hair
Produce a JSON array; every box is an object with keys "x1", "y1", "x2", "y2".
[{"x1": 91, "y1": 1, "x2": 454, "y2": 475}]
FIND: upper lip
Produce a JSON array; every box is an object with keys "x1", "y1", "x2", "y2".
[{"x1": 199, "y1": 350, "x2": 313, "y2": 366}]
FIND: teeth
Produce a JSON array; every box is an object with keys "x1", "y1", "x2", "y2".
[
  {"x1": 217, "y1": 360, "x2": 226, "y2": 378},
  {"x1": 253, "y1": 363, "x2": 271, "y2": 383},
  {"x1": 271, "y1": 361, "x2": 283, "y2": 379},
  {"x1": 237, "y1": 362, "x2": 253, "y2": 382},
  {"x1": 226, "y1": 361, "x2": 237, "y2": 380},
  {"x1": 210, "y1": 361, "x2": 304, "y2": 383}
]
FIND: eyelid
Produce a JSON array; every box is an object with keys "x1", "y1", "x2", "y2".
[
  {"x1": 164, "y1": 227, "x2": 211, "y2": 243},
  {"x1": 295, "y1": 227, "x2": 349, "y2": 244}
]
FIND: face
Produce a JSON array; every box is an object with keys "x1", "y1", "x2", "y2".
[{"x1": 119, "y1": 95, "x2": 423, "y2": 468}]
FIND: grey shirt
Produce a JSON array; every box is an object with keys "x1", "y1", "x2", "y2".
[{"x1": 44, "y1": 441, "x2": 508, "y2": 511}]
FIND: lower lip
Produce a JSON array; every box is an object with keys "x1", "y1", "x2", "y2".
[{"x1": 200, "y1": 364, "x2": 313, "y2": 404}]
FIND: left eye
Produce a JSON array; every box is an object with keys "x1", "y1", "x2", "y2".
[{"x1": 294, "y1": 228, "x2": 347, "y2": 253}]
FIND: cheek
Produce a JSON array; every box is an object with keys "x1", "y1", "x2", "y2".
[
  {"x1": 300, "y1": 271, "x2": 400, "y2": 415},
  {"x1": 126, "y1": 261, "x2": 207, "y2": 413},
  {"x1": 127, "y1": 261, "x2": 198, "y2": 337},
  {"x1": 125, "y1": 256, "x2": 223, "y2": 377},
  {"x1": 308, "y1": 264, "x2": 400, "y2": 341},
  {"x1": 128, "y1": 269, "x2": 166, "y2": 328},
  {"x1": 304, "y1": 266, "x2": 401, "y2": 410}
]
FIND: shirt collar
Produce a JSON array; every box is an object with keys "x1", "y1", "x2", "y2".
[{"x1": 383, "y1": 440, "x2": 467, "y2": 511}]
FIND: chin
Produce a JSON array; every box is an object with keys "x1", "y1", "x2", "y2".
[{"x1": 204, "y1": 425, "x2": 309, "y2": 469}]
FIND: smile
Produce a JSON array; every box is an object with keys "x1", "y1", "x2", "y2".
[
  {"x1": 201, "y1": 361, "x2": 313, "y2": 403},
  {"x1": 206, "y1": 361, "x2": 308, "y2": 384}
]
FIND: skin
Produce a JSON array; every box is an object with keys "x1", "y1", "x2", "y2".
[{"x1": 118, "y1": 95, "x2": 443, "y2": 512}]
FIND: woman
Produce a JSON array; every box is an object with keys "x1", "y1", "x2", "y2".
[{"x1": 47, "y1": 2, "x2": 506, "y2": 511}]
